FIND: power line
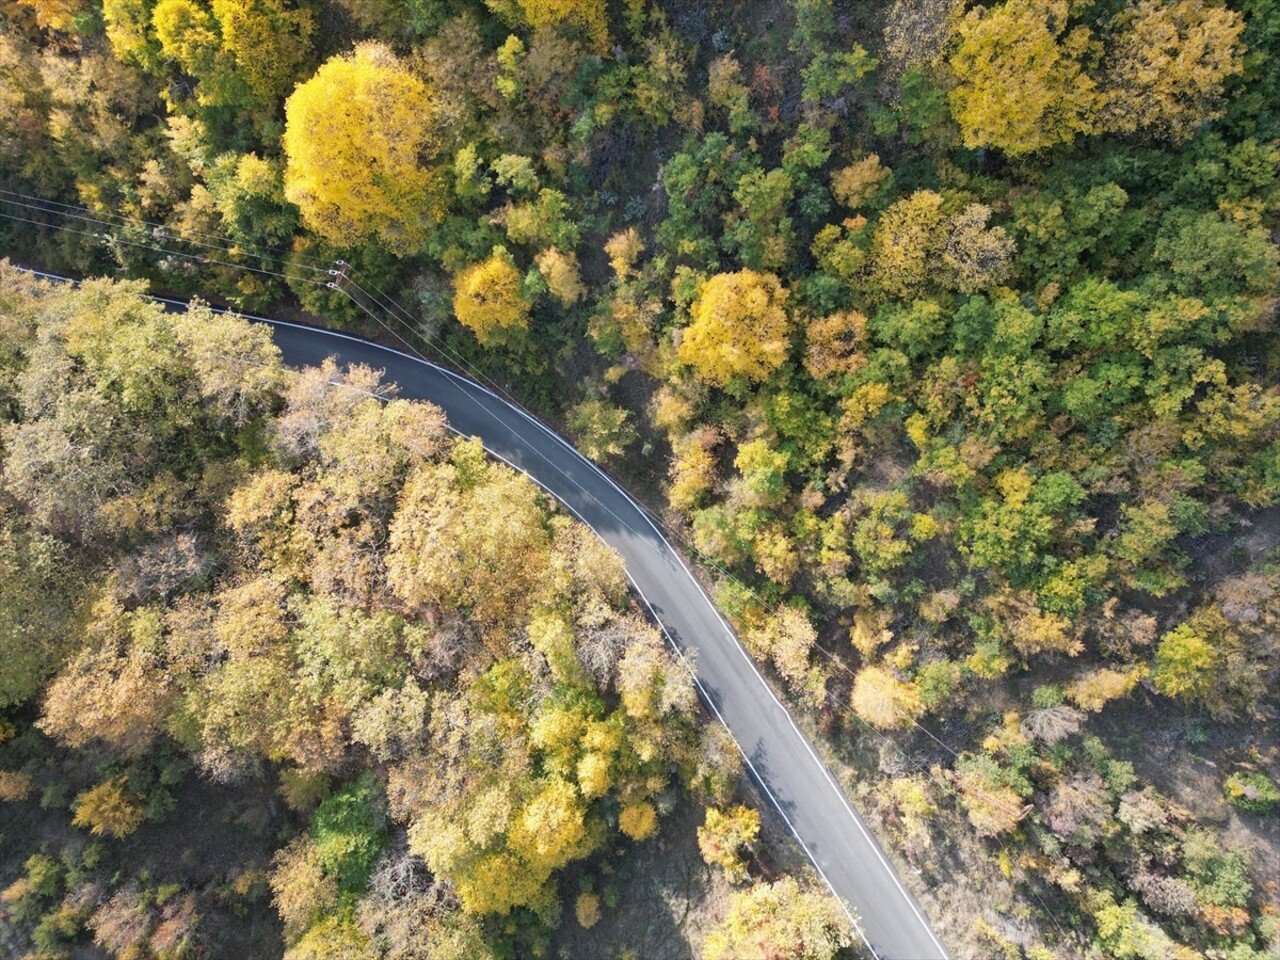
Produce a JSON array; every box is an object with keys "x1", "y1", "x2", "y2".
[
  {"x1": 3, "y1": 194, "x2": 1008, "y2": 790},
  {"x1": 0, "y1": 207, "x2": 332, "y2": 292},
  {"x1": 333, "y1": 277, "x2": 666, "y2": 548},
  {"x1": 6, "y1": 260, "x2": 878, "y2": 949},
  {"x1": 0, "y1": 198, "x2": 648, "y2": 545},
  {"x1": 2, "y1": 199, "x2": 669, "y2": 554},
  {"x1": 0, "y1": 187, "x2": 333, "y2": 271},
  {"x1": 6, "y1": 190, "x2": 845, "y2": 640},
  {"x1": 320, "y1": 247, "x2": 1073, "y2": 941},
  {"x1": 2, "y1": 194, "x2": 996, "y2": 770},
  {"x1": 316, "y1": 274, "x2": 1071, "y2": 941}
]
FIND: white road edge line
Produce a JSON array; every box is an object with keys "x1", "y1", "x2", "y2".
[
  {"x1": 15, "y1": 267, "x2": 952, "y2": 960},
  {"x1": 249, "y1": 315, "x2": 948, "y2": 960}
]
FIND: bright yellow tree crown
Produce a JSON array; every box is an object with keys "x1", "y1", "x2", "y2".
[
  {"x1": 452, "y1": 254, "x2": 531, "y2": 346},
  {"x1": 283, "y1": 43, "x2": 445, "y2": 254},
  {"x1": 679, "y1": 270, "x2": 791, "y2": 386}
]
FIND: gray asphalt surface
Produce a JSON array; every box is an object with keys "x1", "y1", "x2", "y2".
[
  {"x1": 263, "y1": 319, "x2": 949, "y2": 960},
  {"x1": 11, "y1": 267, "x2": 948, "y2": 959}
]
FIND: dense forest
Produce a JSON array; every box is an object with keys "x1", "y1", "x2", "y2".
[
  {"x1": 0, "y1": 268, "x2": 857, "y2": 959},
  {"x1": 1, "y1": 0, "x2": 1280, "y2": 956}
]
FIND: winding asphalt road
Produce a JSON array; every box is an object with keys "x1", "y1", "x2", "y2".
[
  {"x1": 266, "y1": 320, "x2": 948, "y2": 960},
  {"x1": 17, "y1": 268, "x2": 948, "y2": 959}
]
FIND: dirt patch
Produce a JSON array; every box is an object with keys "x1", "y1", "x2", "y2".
[
  {"x1": 0, "y1": 744, "x2": 288, "y2": 960},
  {"x1": 549, "y1": 774, "x2": 822, "y2": 960},
  {"x1": 1090, "y1": 694, "x2": 1280, "y2": 907},
  {"x1": 549, "y1": 794, "x2": 728, "y2": 960}
]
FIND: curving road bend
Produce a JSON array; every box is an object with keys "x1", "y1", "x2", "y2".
[
  {"x1": 15, "y1": 269, "x2": 948, "y2": 959},
  {"x1": 264, "y1": 319, "x2": 949, "y2": 960}
]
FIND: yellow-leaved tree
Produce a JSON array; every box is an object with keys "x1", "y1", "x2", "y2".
[
  {"x1": 17, "y1": 0, "x2": 90, "y2": 31},
  {"x1": 949, "y1": 0, "x2": 1101, "y2": 156},
  {"x1": 535, "y1": 247, "x2": 586, "y2": 304},
  {"x1": 453, "y1": 253, "x2": 531, "y2": 346},
  {"x1": 152, "y1": 0, "x2": 222, "y2": 80},
  {"x1": 868, "y1": 189, "x2": 946, "y2": 300},
  {"x1": 153, "y1": 0, "x2": 313, "y2": 107},
  {"x1": 1064, "y1": 665, "x2": 1146, "y2": 712},
  {"x1": 1101, "y1": 0, "x2": 1245, "y2": 141},
  {"x1": 953, "y1": 757, "x2": 1026, "y2": 837},
  {"x1": 495, "y1": 0, "x2": 610, "y2": 50},
  {"x1": 850, "y1": 663, "x2": 925, "y2": 730},
  {"x1": 507, "y1": 777, "x2": 593, "y2": 870},
  {"x1": 702, "y1": 877, "x2": 853, "y2": 960},
  {"x1": 386, "y1": 440, "x2": 551, "y2": 632},
  {"x1": 668, "y1": 432, "x2": 718, "y2": 512},
  {"x1": 697, "y1": 804, "x2": 761, "y2": 883},
  {"x1": 102, "y1": 0, "x2": 158, "y2": 67},
  {"x1": 283, "y1": 43, "x2": 447, "y2": 254},
  {"x1": 212, "y1": 0, "x2": 314, "y2": 102},
  {"x1": 805, "y1": 310, "x2": 867, "y2": 382},
  {"x1": 71, "y1": 776, "x2": 146, "y2": 838},
  {"x1": 604, "y1": 227, "x2": 645, "y2": 280},
  {"x1": 618, "y1": 801, "x2": 659, "y2": 841},
  {"x1": 745, "y1": 606, "x2": 830, "y2": 708},
  {"x1": 678, "y1": 270, "x2": 791, "y2": 386},
  {"x1": 38, "y1": 598, "x2": 174, "y2": 757}
]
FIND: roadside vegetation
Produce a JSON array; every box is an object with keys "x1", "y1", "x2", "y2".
[
  {"x1": 0, "y1": 269, "x2": 846, "y2": 959},
  {"x1": 1, "y1": 0, "x2": 1279, "y2": 955}
]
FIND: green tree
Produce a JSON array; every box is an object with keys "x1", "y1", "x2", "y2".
[
  {"x1": 0, "y1": 510, "x2": 80, "y2": 707},
  {"x1": 566, "y1": 399, "x2": 638, "y2": 462},
  {"x1": 311, "y1": 774, "x2": 388, "y2": 893},
  {"x1": 1223, "y1": 770, "x2": 1280, "y2": 813},
  {"x1": 1153, "y1": 208, "x2": 1280, "y2": 299}
]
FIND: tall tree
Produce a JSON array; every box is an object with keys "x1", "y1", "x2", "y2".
[
  {"x1": 702, "y1": 877, "x2": 853, "y2": 960},
  {"x1": 949, "y1": 0, "x2": 1100, "y2": 155},
  {"x1": 678, "y1": 271, "x2": 792, "y2": 386},
  {"x1": 283, "y1": 43, "x2": 448, "y2": 253},
  {"x1": 1101, "y1": 0, "x2": 1245, "y2": 141}
]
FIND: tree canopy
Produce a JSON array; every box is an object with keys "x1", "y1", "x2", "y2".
[
  {"x1": 283, "y1": 43, "x2": 446, "y2": 253},
  {"x1": 3, "y1": 0, "x2": 1280, "y2": 951}
]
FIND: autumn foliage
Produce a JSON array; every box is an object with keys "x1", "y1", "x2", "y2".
[
  {"x1": 452, "y1": 253, "x2": 531, "y2": 345},
  {"x1": 679, "y1": 270, "x2": 791, "y2": 386},
  {"x1": 0, "y1": 270, "x2": 760, "y2": 958},
  {"x1": 3, "y1": 0, "x2": 1280, "y2": 950},
  {"x1": 284, "y1": 43, "x2": 446, "y2": 253}
]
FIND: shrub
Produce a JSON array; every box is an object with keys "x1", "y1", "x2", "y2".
[
  {"x1": 311, "y1": 773, "x2": 388, "y2": 893},
  {"x1": 71, "y1": 777, "x2": 146, "y2": 838},
  {"x1": 574, "y1": 892, "x2": 601, "y2": 928},
  {"x1": 1223, "y1": 771, "x2": 1280, "y2": 814}
]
